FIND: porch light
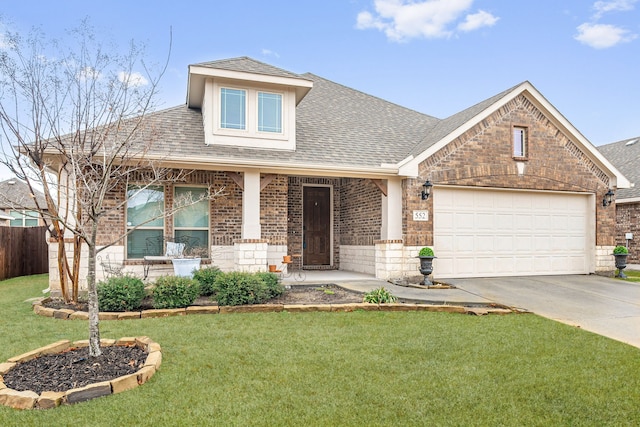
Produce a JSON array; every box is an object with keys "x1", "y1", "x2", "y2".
[
  {"x1": 602, "y1": 189, "x2": 615, "y2": 207},
  {"x1": 421, "y1": 180, "x2": 433, "y2": 200}
]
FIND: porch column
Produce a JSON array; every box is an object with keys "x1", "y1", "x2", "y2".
[
  {"x1": 381, "y1": 177, "x2": 403, "y2": 240},
  {"x1": 242, "y1": 170, "x2": 261, "y2": 239}
]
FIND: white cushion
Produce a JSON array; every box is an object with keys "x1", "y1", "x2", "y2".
[{"x1": 165, "y1": 242, "x2": 185, "y2": 257}]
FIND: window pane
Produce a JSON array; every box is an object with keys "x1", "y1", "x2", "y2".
[
  {"x1": 127, "y1": 229, "x2": 164, "y2": 258},
  {"x1": 175, "y1": 229, "x2": 209, "y2": 252},
  {"x1": 221, "y1": 88, "x2": 246, "y2": 130},
  {"x1": 513, "y1": 128, "x2": 525, "y2": 157},
  {"x1": 9, "y1": 210, "x2": 23, "y2": 227},
  {"x1": 24, "y1": 210, "x2": 38, "y2": 226},
  {"x1": 258, "y1": 92, "x2": 282, "y2": 133},
  {"x1": 174, "y1": 187, "x2": 209, "y2": 228},
  {"x1": 126, "y1": 186, "x2": 164, "y2": 227}
]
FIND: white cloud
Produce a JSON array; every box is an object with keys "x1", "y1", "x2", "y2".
[
  {"x1": 457, "y1": 10, "x2": 499, "y2": 32},
  {"x1": 261, "y1": 49, "x2": 280, "y2": 58},
  {"x1": 575, "y1": 22, "x2": 637, "y2": 48},
  {"x1": 356, "y1": 0, "x2": 498, "y2": 42},
  {"x1": 117, "y1": 71, "x2": 148, "y2": 88},
  {"x1": 593, "y1": 0, "x2": 637, "y2": 18}
]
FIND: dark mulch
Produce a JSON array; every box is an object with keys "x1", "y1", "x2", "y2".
[{"x1": 3, "y1": 346, "x2": 147, "y2": 395}]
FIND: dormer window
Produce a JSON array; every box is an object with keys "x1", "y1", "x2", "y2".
[
  {"x1": 220, "y1": 88, "x2": 246, "y2": 130},
  {"x1": 258, "y1": 92, "x2": 282, "y2": 133}
]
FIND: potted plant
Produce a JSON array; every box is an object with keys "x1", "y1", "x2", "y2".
[
  {"x1": 612, "y1": 245, "x2": 629, "y2": 279},
  {"x1": 172, "y1": 246, "x2": 208, "y2": 278},
  {"x1": 417, "y1": 247, "x2": 436, "y2": 286}
]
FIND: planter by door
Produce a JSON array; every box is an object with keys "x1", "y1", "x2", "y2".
[
  {"x1": 417, "y1": 256, "x2": 436, "y2": 286},
  {"x1": 172, "y1": 258, "x2": 201, "y2": 278},
  {"x1": 614, "y1": 253, "x2": 628, "y2": 279}
]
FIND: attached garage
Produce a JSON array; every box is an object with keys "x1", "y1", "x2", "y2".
[{"x1": 433, "y1": 187, "x2": 594, "y2": 278}]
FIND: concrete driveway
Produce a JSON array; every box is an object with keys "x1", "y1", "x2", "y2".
[{"x1": 446, "y1": 275, "x2": 640, "y2": 349}]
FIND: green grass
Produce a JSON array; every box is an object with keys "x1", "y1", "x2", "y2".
[
  {"x1": 618, "y1": 269, "x2": 640, "y2": 282},
  {"x1": 2, "y1": 275, "x2": 640, "y2": 426}
]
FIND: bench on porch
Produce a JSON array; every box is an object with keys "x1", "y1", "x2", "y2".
[{"x1": 143, "y1": 235, "x2": 200, "y2": 279}]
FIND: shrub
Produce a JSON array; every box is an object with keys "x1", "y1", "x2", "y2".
[
  {"x1": 363, "y1": 287, "x2": 398, "y2": 304},
  {"x1": 419, "y1": 247, "x2": 434, "y2": 257},
  {"x1": 192, "y1": 266, "x2": 223, "y2": 296},
  {"x1": 212, "y1": 272, "x2": 273, "y2": 306},
  {"x1": 97, "y1": 275, "x2": 146, "y2": 312},
  {"x1": 613, "y1": 245, "x2": 629, "y2": 255},
  {"x1": 152, "y1": 276, "x2": 200, "y2": 309},
  {"x1": 254, "y1": 272, "x2": 285, "y2": 298}
]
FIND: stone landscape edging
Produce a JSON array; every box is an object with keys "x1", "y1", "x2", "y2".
[
  {"x1": 0, "y1": 336, "x2": 161, "y2": 410},
  {"x1": 32, "y1": 298, "x2": 514, "y2": 320}
]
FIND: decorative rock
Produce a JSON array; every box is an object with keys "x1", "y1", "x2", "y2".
[
  {"x1": 110, "y1": 373, "x2": 139, "y2": 394},
  {"x1": 65, "y1": 381, "x2": 112, "y2": 404},
  {"x1": 219, "y1": 304, "x2": 282, "y2": 314},
  {"x1": 72, "y1": 340, "x2": 90, "y2": 348},
  {"x1": 118, "y1": 312, "x2": 141, "y2": 320},
  {"x1": 115, "y1": 337, "x2": 137, "y2": 346},
  {"x1": 34, "y1": 305, "x2": 56, "y2": 317},
  {"x1": 69, "y1": 311, "x2": 89, "y2": 320},
  {"x1": 0, "y1": 389, "x2": 39, "y2": 410},
  {"x1": 37, "y1": 391, "x2": 65, "y2": 409},
  {"x1": 8, "y1": 349, "x2": 41, "y2": 363},
  {"x1": 140, "y1": 308, "x2": 186, "y2": 318},
  {"x1": 145, "y1": 351, "x2": 162, "y2": 371},
  {"x1": 40, "y1": 340, "x2": 72, "y2": 355},
  {"x1": 380, "y1": 303, "x2": 419, "y2": 312},
  {"x1": 98, "y1": 312, "x2": 120, "y2": 320},
  {"x1": 136, "y1": 366, "x2": 156, "y2": 385},
  {"x1": 416, "y1": 305, "x2": 466, "y2": 314},
  {"x1": 186, "y1": 306, "x2": 219, "y2": 315},
  {"x1": 100, "y1": 339, "x2": 116, "y2": 347},
  {"x1": 330, "y1": 303, "x2": 362, "y2": 312},
  {"x1": 284, "y1": 304, "x2": 331, "y2": 312},
  {"x1": 0, "y1": 362, "x2": 16, "y2": 375},
  {"x1": 53, "y1": 309, "x2": 75, "y2": 319}
]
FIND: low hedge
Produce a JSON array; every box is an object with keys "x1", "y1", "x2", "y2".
[
  {"x1": 97, "y1": 275, "x2": 146, "y2": 312},
  {"x1": 212, "y1": 271, "x2": 284, "y2": 306},
  {"x1": 152, "y1": 276, "x2": 201, "y2": 309}
]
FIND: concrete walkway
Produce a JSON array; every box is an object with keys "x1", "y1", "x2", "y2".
[{"x1": 286, "y1": 270, "x2": 640, "y2": 349}]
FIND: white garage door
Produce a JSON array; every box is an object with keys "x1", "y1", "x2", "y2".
[{"x1": 433, "y1": 187, "x2": 592, "y2": 278}]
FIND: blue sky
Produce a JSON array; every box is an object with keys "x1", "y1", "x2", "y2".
[{"x1": 0, "y1": 0, "x2": 638, "y2": 180}]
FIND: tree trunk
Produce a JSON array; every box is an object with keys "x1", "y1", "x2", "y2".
[{"x1": 87, "y1": 223, "x2": 102, "y2": 357}]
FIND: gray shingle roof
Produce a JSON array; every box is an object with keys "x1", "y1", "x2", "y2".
[
  {"x1": 193, "y1": 57, "x2": 312, "y2": 82},
  {"x1": 0, "y1": 179, "x2": 48, "y2": 210},
  {"x1": 597, "y1": 137, "x2": 640, "y2": 199},
  {"x1": 143, "y1": 73, "x2": 439, "y2": 170}
]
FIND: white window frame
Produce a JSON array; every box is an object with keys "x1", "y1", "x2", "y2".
[
  {"x1": 9, "y1": 210, "x2": 39, "y2": 227},
  {"x1": 257, "y1": 91, "x2": 283, "y2": 134},
  {"x1": 513, "y1": 126, "x2": 527, "y2": 158},
  {"x1": 173, "y1": 185, "x2": 210, "y2": 255},
  {"x1": 220, "y1": 87, "x2": 247, "y2": 130},
  {"x1": 125, "y1": 185, "x2": 165, "y2": 259}
]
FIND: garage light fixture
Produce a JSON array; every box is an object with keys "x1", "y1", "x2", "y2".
[
  {"x1": 421, "y1": 180, "x2": 433, "y2": 200},
  {"x1": 602, "y1": 189, "x2": 615, "y2": 207}
]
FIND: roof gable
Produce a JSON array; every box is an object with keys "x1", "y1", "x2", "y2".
[
  {"x1": 597, "y1": 137, "x2": 639, "y2": 200},
  {"x1": 0, "y1": 179, "x2": 47, "y2": 210}
]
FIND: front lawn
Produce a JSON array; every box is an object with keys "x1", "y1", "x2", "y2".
[
  {"x1": 618, "y1": 269, "x2": 640, "y2": 282},
  {"x1": 2, "y1": 275, "x2": 640, "y2": 425}
]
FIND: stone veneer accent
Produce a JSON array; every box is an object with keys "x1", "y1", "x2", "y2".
[
  {"x1": 595, "y1": 245, "x2": 616, "y2": 275},
  {"x1": 0, "y1": 336, "x2": 161, "y2": 410},
  {"x1": 339, "y1": 245, "x2": 376, "y2": 275},
  {"x1": 234, "y1": 239, "x2": 269, "y2": 273}
]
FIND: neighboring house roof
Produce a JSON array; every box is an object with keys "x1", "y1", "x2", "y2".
[
  {"x1": 597, "y1": 137, "x2": 640, "y2": 200},
  {"x1": 0, "y1": 179, "x2": 48, "y2": 210}
]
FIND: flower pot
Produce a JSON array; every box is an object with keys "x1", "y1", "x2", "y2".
[
  {"x1": 283, "y1": 255, "x2": 292, "y2": 264},
  {"x1": 171, "y1": 258, "x2": 201, "y2": 278},
  {"x1": 613, "y1": 253, "x2": 628, "y2": 278},
  {"x1": 417, "y1": 256, "x2": 436, "y2": 286},
  {"x1": 269, "y1": 264, "x2": 277, "y2": 272}
]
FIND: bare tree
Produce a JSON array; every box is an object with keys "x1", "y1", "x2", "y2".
[{"x1": 0, "y1": 22, "x2": 217, "y2": 357}]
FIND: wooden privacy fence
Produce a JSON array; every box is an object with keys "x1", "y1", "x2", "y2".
[{"x1": 0, "y1": 226, "x2": 49, "y2": 281}]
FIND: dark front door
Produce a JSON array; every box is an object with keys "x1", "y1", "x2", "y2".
[{"x1": 303, "y1": 186, "x2": 331, "y2": 265}]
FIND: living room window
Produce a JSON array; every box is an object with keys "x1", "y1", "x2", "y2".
[
  {"x1": 513, "y1": 126, "x2": 527, "y2": 158},
  {"x1": 126, "y1": 185, "x2": 165, "y2": 259},
  {"x1": 174, "y1": 186, "x2": 209, "y2": 255}
]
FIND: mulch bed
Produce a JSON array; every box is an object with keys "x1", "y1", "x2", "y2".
[{"x1": 3, "y1": 346, "x2": 147, "y2": 395}]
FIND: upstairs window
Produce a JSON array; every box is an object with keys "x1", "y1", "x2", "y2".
[
  {"x1": 258, "y1": 92, "x2": 282, "y2": 133},
  {"x1": 513, "y1": 126, "x2": 527, "y2": 158},
  {"x1": 220, "y1": 88, "x2": 246, "y2": 130}
]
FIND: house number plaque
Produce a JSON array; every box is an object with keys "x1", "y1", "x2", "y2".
[{"x1": 413, "y1": 210, "x2": 429, "y2": 221}]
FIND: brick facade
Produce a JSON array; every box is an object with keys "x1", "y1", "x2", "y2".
[
  {"x1": 616, "y1": 202, "x2": 640, "y2": 263},
  {"x1": 339, "y1": 178, "x2": 382, "y2": 246},
  {"x1": 404, "y1": 95, "x2": 615, "y2": 248}
]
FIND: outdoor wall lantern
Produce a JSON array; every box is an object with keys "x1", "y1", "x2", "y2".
[
  {"x1": 421, "y1": 180, "x2": 433, "y2": 200},
  {"x1": 602, "y1": 189, "x2": 615, "y2": 207}
]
